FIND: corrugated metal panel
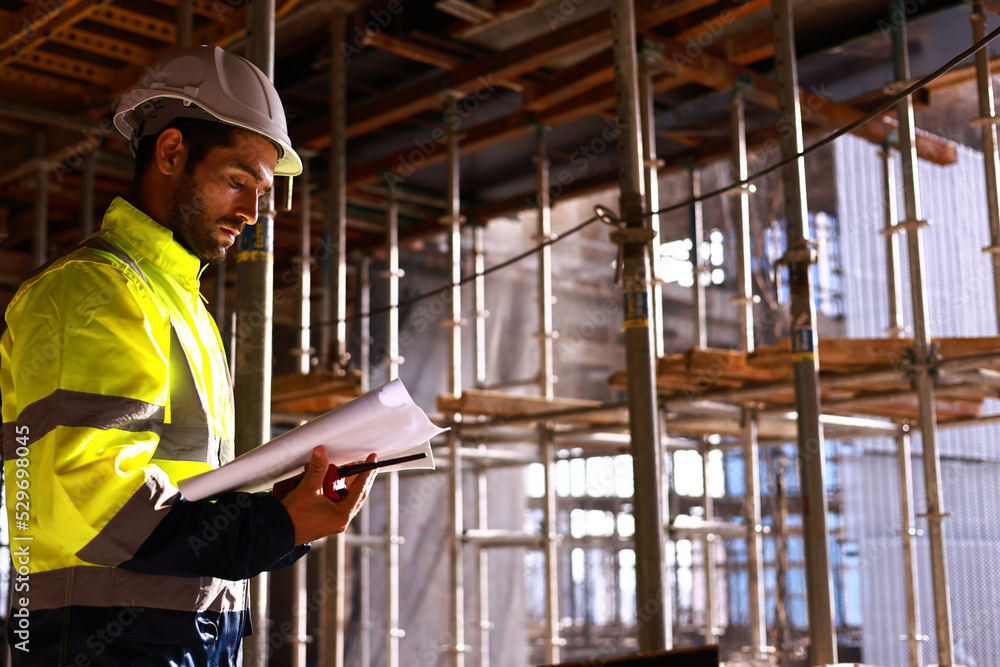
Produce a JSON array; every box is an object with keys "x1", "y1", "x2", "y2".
[{"x1": 836, "y1": 133, "x2": 1000, "y2": 666}]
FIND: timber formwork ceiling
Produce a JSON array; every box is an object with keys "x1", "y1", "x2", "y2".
[{"x1": 0, "y1": 0, "x2": 997, "y2": 279}]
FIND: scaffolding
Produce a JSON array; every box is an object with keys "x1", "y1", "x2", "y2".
[{"x1": 264, "y1": 1, "x2": 1000, "y2": 664}]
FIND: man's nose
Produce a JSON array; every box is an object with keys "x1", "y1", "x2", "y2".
[{"x1": 235, "y1": 194, "x2": 260, "y2": 226}]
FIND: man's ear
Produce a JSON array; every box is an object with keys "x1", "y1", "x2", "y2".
[{"x1": 154, "y1": 128, "x2": 187, "y2": 177}]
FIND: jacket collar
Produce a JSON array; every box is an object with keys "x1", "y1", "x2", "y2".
[{"x1": 101, "y1": 197, "x2": 206, "y2": 281}]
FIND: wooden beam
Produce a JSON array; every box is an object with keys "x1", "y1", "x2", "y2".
[
  {"x1": 523, "y1": 49, "x2": 615, "y2": 112},
  {"x1": 360, "y1": 32, "x2": 464, "y2": 69},
  {"x1": 49, "y1": 26, "x2": 156, "y2": 66},
  {"x1": 539, "y1": 80, "x2": 619, "y2": 126},
  {"x1": 0, "y1": 0, "x2": 98, "y2": 67},
  {"x1": 0, "y1": 65, "x2": 90, "y2": 97},
  {"x1": 17, "y1": 49, "x2": 116, "y2": 86},
  {"x1": 718, "y1": 25, "x2": 774, "y2": 65},
  {"x1": 642, "y1": 32, "x2": 957, "y2": 165},
  {"x1": 668, "y1": 0, "x2": 769, "y2": 40},
  {"x1": 299, "y1": 0, "x2": 729, "y2": 149},
  {"x1": 87, "y1": 6, "x2": 176, "y2": 43},
  {"x1": 346, "y1": 110, "x2": 533, "y2": 189},
  {"x1": 153, "y1": 0, "x2": 232, "y2": 20},
  {"x1": 109, "y1": 1, "x2": 252, "y2": 94},
  {"x1": 0, "y1": 249, "x2": 31, "y2": 287},
  {"x1": 638, "y1": 0, "x2": 717, "y2": 28}
]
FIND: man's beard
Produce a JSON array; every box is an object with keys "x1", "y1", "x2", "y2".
[{"x1": 168, "y1": 174, "x2": 240, "y2": 264}]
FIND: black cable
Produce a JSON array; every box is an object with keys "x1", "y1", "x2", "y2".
[{"x1": 326, "y1": 21, "x2": 1000, "y2": 326}]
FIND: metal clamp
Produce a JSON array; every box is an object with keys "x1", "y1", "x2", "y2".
[
  {"x1": 724, "y1": 183, "x2": 757, "y2": 198},
  {"x1": 594, "y1": 204, "x2": 621, "y2": 227},
  {"x1": 970, "y1": 114, "x2": 1000, "y2": 128},
  {"x1": 609, "y1": 227, "x2": 658, "y2": 284},
  {"x1": 775, "y1": 238, "x2": 819, "y2": 266},
  {"x1": 883, "y1": 80, "x2": 916, "y2": 96},
  {"x1": 890, "y1": 218, "x2": 931, "y2": 233}
]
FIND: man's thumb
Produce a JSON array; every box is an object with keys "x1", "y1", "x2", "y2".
[{"x1": 301, "y1": 446, "x2": 329, "y2": 489}]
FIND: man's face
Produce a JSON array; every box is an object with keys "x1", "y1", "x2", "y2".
[{"x1": 168, "y1": 132, "x2": 278, "y2": 264}]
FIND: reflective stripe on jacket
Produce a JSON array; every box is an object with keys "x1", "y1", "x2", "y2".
[{"x1": 1, "y1": 197, "x2": 304, "y2": 665}]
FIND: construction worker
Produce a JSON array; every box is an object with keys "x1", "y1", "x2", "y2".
[{"x1": 0, "y1": 46, "x2": 376, "y2": 665}]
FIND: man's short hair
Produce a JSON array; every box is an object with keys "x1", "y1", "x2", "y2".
[{"x1": 133, "y1": 117, "x2": 247, "y2": 182}]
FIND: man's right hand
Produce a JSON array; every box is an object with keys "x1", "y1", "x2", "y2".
[{"x1": 280, "y1": 446, "x2": 378, "y2": 545}]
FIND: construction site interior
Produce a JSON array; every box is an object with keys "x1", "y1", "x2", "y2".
[{"x1": 2, "y1": 0, "x2": 1000, "y2": 666}]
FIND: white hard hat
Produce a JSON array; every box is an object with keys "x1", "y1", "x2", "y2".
[{"x1": 114, "y1": 45, "x2": 302, "y2": 177}]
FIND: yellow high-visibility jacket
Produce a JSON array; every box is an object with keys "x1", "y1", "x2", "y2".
[{"x1": 1, "y1": 197, "x2": 305, "y2": 666}]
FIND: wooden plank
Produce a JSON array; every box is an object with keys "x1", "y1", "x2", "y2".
[
  {"x1": 643, "y1": 32, "x2": 957, "y2": 165},
  {"x1": 271, "y1": 370, "x2": 363, "y2": 413},
  {"x1": 685, "y1": 347, "x2": 790, "y2": 382},
  {"x1": 49, "y1": 26, "x2": 156, "y2": 65},
  {"x1": 748, "y1": 337, "x2": 1000, "y2": 369},
  {"x1": 438, "y1": 389, "x2": 628, "y2": 425}
]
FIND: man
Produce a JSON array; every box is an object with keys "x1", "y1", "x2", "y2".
[{"x1": 0, "y1": 46, "x2": 375, "y2": 665}]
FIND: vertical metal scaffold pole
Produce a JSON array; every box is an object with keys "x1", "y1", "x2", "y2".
[
  {"x1": 729, "y1": 91, "x2": 769, "y2": 660},
  {"x1": 535, "y1": 124, "x2": 561, "y2": 663},
  {"x1": 176, "y1": 0, "x2": 193, "y2": 48},
  {"x1": 473, "y1": 224, "x2": 488, "y2": 389},
  {"x1": 444, "y1": 97, "x2": 467, "y2": 667},
  {"x1": 79, "y1": 151, "x2": 96, "y2": 239},
  {"x1": 326, "y1": 10, "x2": 349, "y2": 371},
  {"x1": 690, "y1": 167, "x2": 707, "y2": 349},
  {"x1": 881, "y1": 147, "x2": 923, "y2": 667},
  {"x1": 297, "y1": 153, "x2": 313, "y2": 375},
  {"x1": 237, "y1": 3, "x2": 276, "y2": 666},
  {"x1": 536, "y1": 125, "x2": 556, "y2": 399},
  {"x1": 33, "y1": 132, "x2": 48, "y2": 267},
  {"x1": 881, "y1": 149, "x2": 906, "y2": 339},
  {"x1": 360, "y1": 258, "x2": 371, "y2": 388},
  {"x1": 323, "y1": 10, "x2": 349, "y2": 667},
  {"x1": 472, "y1": 222, "x2": 490, "y2": 667},
  {"x1": 386, "y1": 190, "x2": 403, "y2": 667},
  {"x1": 609, "y1": 0, "x2": 669, "y2": 650},
  {"x1": 290, "y1": 153, "x2": 315, "y2": 667},
  {"x1": 357, "y1": 255, "x2": 372, "y2": 667},
  {"x1": 639, "y1": 58, "x2": 665, "y2": 358},
  {"x1": 972, "y1": 0, "x2": 1000, "y2": 329},
  {"x1": 542, "y1": 426, "x2": 561, "y2": 664},
  {"x1": 699, "y1": 438, "x2": 718, "y2": 643},
  {"x1": 892, "y1": 7, "x2": 955, "y2": 664},
  {"x1": 771, "y1": 0, "x2": 838, "y2": 663}
]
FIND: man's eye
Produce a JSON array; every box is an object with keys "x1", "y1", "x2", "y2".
[{"x1": 231, "y1": 178, "x2": 244, "y2": 189}]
